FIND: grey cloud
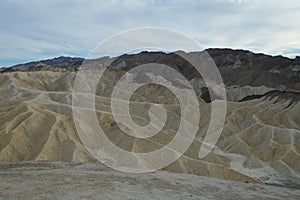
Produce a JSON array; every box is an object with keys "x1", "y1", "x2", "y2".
[{"x1": 0, "y1": 0, "x2": 299, "y2": 66}]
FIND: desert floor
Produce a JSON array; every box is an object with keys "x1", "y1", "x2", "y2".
[{"x1": 0, "y1": 162, "x2": 299, "y2": 200}]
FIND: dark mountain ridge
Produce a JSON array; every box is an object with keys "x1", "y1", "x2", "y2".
[
  {"x1": 1, "y1": 48, "x2": 299, "y2": 91},
  {"x1": 0, "y1": 56, "x2": 84, "y2": 73},
  {"x1": 3, "y1": 48, "x2": 299, "y2": 72}
]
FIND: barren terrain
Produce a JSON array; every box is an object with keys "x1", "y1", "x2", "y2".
[{"x1": 0, "y1": 162, "x2": 299, "y2": 200}]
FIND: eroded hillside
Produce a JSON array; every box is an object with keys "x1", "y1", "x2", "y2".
[{"x1": 0, "y1": 66, "x2": 299, "y2": 186}]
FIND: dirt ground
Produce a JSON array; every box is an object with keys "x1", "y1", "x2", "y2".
[{"x1": 0, "y1": 162, "x2": 299, "y2": 200}]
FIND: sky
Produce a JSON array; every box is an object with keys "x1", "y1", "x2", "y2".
[{"x1": 0, "y1": 0, "x2": 300, "y2": 67}]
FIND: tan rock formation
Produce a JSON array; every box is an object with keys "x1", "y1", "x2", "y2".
[{"x1": 0, "y1": 71, "x2": 299, "y2": 185}]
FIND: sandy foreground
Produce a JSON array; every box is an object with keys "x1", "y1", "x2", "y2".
[{"x1": 0, "y1": 162, "x2": 299, "y2": 200}]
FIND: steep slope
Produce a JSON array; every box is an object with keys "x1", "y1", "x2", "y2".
[
  {"x1": 0, "y1": 69, "x2": 299, "y2": 185},
  {"x1": 111, "y1": 49, "x2": 300, "y2": 91}
]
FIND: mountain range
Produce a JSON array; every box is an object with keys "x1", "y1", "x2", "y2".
[{"x1": 0, "y1": 48, "x2": 299, "y2": 187}]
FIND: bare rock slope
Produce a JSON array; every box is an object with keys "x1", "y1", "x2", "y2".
[{"x1": 0, "y1": 49, "x2": 300, "y2": 187}]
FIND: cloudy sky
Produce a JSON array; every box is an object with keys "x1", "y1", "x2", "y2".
[{"x1": 0, "y1": 0, "x2": 300, "y2": 66}]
